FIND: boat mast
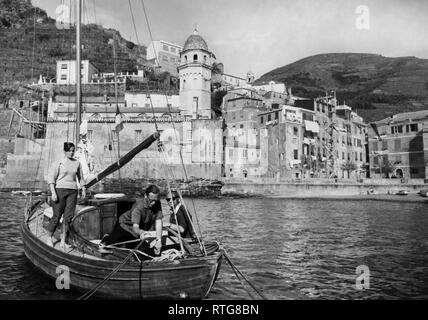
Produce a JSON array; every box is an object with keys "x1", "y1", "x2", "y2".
[{"x1": 75, "y1": 0, "x2": 82, "y2": 145}]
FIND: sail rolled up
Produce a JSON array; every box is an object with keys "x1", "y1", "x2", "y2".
[{"x1": 85, "y1": 132, "x2": 160, "y2": 189}]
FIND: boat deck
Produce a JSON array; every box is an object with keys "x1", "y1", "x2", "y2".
[{"x1": 27, "y1": 210, "x2": 105, "y2": 261}]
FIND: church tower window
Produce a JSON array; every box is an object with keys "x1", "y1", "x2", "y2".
[{"x1": 193, "y1": 54, "x2": 198, "y2": 62}]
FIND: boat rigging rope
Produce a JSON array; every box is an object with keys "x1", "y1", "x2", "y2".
[
  {"x1": 158, "y1": 149, "x2": 185, "y2": 255},
  {"x1": 223, "y1": 250, "x2": 267, "y2": 300},
  {"x1": 77, "y1": 240, "x2": 145, "y2": 300},
  {"x1": 158, "y1": 143, "x2": 206, "y2": 255},
  {"x1": 138, "y1": 0, "x2": 207, "y2": 255}
]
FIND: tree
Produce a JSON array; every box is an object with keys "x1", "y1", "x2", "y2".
[{"x1": 341, "y1": 160, "x2": 357, "y2": 178}]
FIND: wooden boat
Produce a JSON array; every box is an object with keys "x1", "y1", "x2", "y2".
[{"x1": 22, "y1": 196, "x2": 223, "y2": 299}]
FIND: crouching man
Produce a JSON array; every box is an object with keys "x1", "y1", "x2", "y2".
[{"x1": 100, "y1": 184, "x2": 163, "y2": 256}]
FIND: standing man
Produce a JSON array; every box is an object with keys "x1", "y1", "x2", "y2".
[{"x1": 101, "y1": 184, "x2": 163, "y2": 255}]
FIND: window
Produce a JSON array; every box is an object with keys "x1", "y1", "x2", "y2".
[
  {"x1": 144, "y1": 103, "x2": 150, "y2": 108},
  {"x1": 193, "y1": 54, "x2": 198, "y2": 62},
  {"x1": 280, "y1": 153, "x2": 284, "y2": 160},
  {"x1": 260, "y1": 116, "x2": 264, "y2": 124},
  {"x1": 275, "y1": 112, "x2": 279, "y2": 120},
  {"x1": 360, "y1": 153, "x2": 363, "y2": 161},
  {"x1": 61, "y1": 64, "x2": 68, "y2": 69},
  {"x1": 293, "y1": 127, "x2": 298, "y2": 136},
  {"x1": 294, "y1": 149, "x2": 298, "y2": 160},
  {"x1": 204, "y1": 55, "x2": 207, "y2": 63},
  {"x1": 240, "y1": 110, "x2": 244, "y2": 118},
  {"x1": 162, "y1": 55, "x2": 168, "y2": 62},
  {"x1": 87, "y1": 130, "x2": 93, "y2": 141},
  {"x1": 132, "y1": 103, "x2": 138, "y2": 108},
  {"x1": 406, "y1": 123, "x2": 418, "y2": 132},
  {"x1": 184, "y1": 55, "x2": 187, "y2": 63},
  {"x1": 268, "y1": 114, "x2": 271, "y2": 122},
  {"x1": 229, "y1": 149, "x2": 233, "y2": 159},
  {"x1": 348, "y1": 153, "x2": 350, "y2": 161},
  {"x1": 135, "y1": 130, "x2": 142, "y2": 141},
  {"x1": 243, "y1": 149, "x2": 248, "y2": 159},
  {"x1": 162, "y1": 44, "x2": 169, "y2": 51},
  {"x1": 240, "y1": 124, "x2": 244, "y2": 129},
  {"x1": 355, "y1": 153, "x2": 358, "y2": 161},
  {"x1": 391, "y1": 125, "x2": 403, "y2": 134},
  {"x1": 342, "y1": 152, "x2": 345, "y2": 160},
  {"x1": 182, "y1": 79, "x2": 186, "y2": 90},
  {"x1": 61, "y1": 75, "x2": 67, "y2": 80},
  {"x1": 170, "y1": 47, "x2": 176, "y2": 53}
]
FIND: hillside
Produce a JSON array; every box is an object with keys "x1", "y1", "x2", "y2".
[
  {"x1": 255, "y1": 53, "x2": 428, "y2": 123},
  {"x1": 0, "y1": 0, "x2": 148, "y2": 103}
]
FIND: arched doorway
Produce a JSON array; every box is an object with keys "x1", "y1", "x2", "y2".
[{"x1": 395, "y1": 168, "x2": 403, "y2": 178}]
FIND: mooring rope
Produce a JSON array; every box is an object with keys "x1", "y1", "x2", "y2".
[
  {"x1": 77, "y1": 240, "x2": 145, "y2": 300},
  {"x1": 223, "y1": 250, "x2": 267, "y2": 300}
]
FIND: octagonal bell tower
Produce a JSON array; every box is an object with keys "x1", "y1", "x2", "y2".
[{"x1": 178, "y1": 29, "x2": 215, "y2": 119}]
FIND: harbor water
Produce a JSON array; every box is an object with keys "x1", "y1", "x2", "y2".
[{"x1": 0, "y1": 192, "x2": 427, "y2": 299}]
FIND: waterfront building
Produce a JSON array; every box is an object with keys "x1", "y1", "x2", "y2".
[
  {"x1": 368, "y1": 110, "x2": 428, "y2": 179},
  {"x1": 222, "y1": 88, "x2": 266, "y2": 177},
  {"x1": 56, "y1": 60, "x2": 98, "y2": 85},
  {"x1": 258, "y1": 105, "x2": 305, "y2": 179},
  {"x1": 313, "y1": 96, "x2": 367, "y2": 179},
  {"x1": 146, "y1": 40, "x2": 182, "y2": 76},
  {"x1": 178, "y1": 29, "x2": 216, "y2": 119}
]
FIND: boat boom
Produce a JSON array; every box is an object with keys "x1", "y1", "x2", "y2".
[{"x1": 85, "y1": 132, "x2": 160, "y2": 189}]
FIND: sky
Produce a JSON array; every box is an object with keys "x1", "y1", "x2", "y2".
[{"x1": 31, "y1": 0, "x2": 428, "y2": 78}]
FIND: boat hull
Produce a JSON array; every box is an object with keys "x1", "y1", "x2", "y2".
[{"x1": 21, "y1": 220, "x2": 223, "y2": 299}]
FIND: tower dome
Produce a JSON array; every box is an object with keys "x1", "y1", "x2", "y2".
[{"x1": 183, "y1": 29, "x2": 209, "y2": 52}]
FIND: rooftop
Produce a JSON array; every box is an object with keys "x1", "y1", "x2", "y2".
[
  {"x1": 374, "y1": 110, "x2": 428, "y2": 125},
  {"x1": 182, "y1": 29, "x2": 209, "y2": 52}
]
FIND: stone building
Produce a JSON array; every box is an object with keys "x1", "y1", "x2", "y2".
[
  {"x1": 368, "y1": 110, "x2": 428, "y2": 179},
  {"x1": 258, "y1": 105, "x2": 304, "y2": 179},
  {"x1": 222, "y1": 88, "x2": 266, "y2": 178},
  {"x1": 178, "y1": 29, "x2": 216, "y2": 119}
]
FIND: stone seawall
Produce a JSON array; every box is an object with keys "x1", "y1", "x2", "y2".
[
  {"x1": 0, "y1": 177, "x2": 224, "y2": 197},
  {"x1": 221, "y1": 181, "x2": 428, "y2": 198},
  {"x1": 97, "y1": 178, "x2": 223, "y2": 197}
]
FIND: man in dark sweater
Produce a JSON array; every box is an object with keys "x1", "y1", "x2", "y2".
[{"x1": 100, "y1": 184, "x2": 163, "y2": 255}]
